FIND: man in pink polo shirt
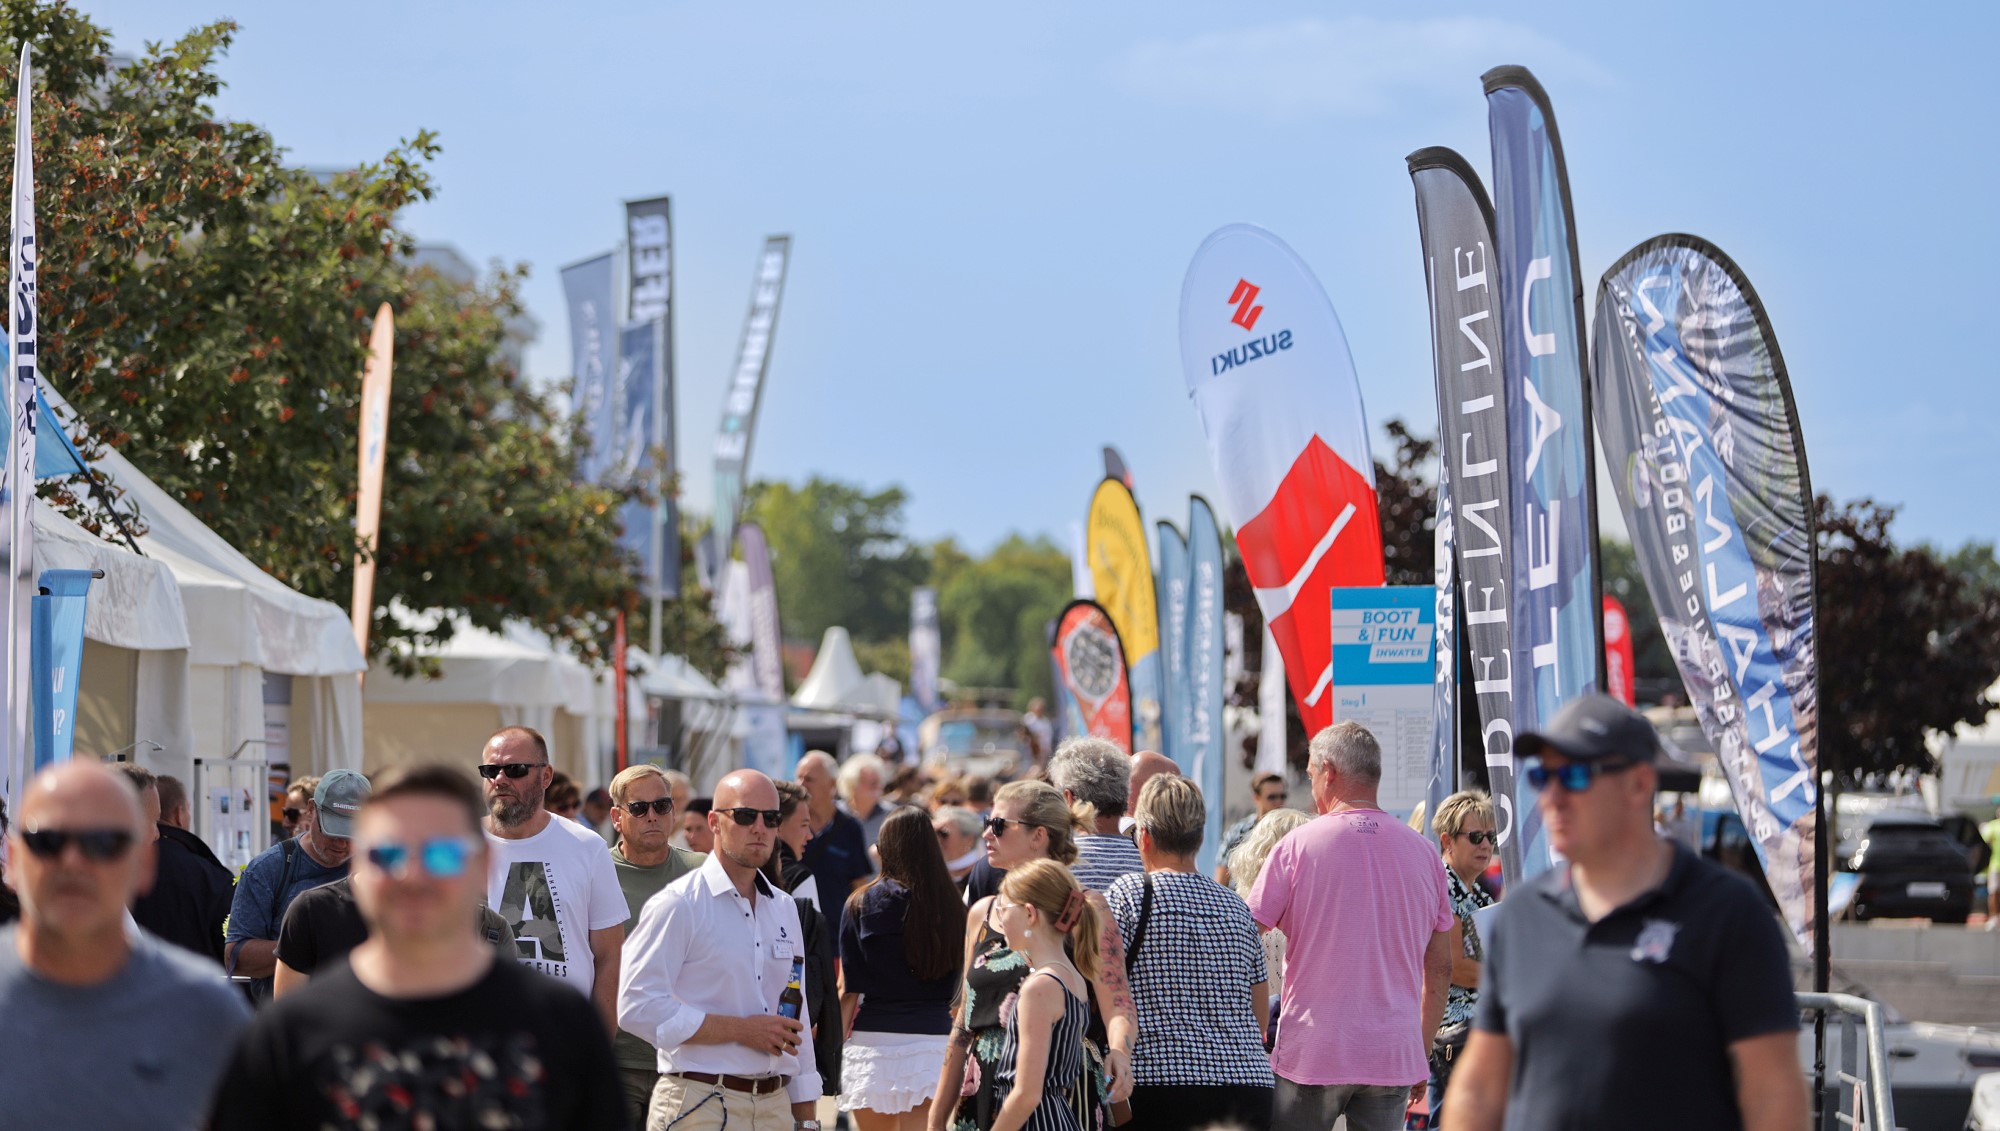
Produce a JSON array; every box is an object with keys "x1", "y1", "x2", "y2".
[{"x1": 1248, "y1": 721, "x2": 1456, "y2": 1131}]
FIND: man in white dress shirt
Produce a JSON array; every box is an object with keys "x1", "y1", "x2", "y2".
[{"x1": 619, "y1": 769, "x2": 824, "y2": 1131}]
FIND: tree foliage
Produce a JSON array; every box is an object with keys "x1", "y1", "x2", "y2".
[
  {"x1": 936, "y1": 535, "x2": 1070, "y2": 703},
  {"x1": 1818, "y1": 497, "x2": 2000, "y2": 782},
  {"x1": 7, "y1": 3, "x2": 701, "y2": 671},
  {"x1": 744, "y1": 477, "x2": 928, "y2": 646},
  {"x1": 1373, "y1": 418, "x2": 1436, "y2": 587}
]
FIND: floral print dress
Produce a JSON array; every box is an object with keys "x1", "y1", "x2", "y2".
[{"x1": 953, "y1": 919, "x2": 1104, "y2": 1131}]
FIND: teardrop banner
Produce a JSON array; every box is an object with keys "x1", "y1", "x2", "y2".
[
  {"x1": 1186, "y1": 496, "x2": 1228, "y2": 871},
  {"x1": 1155, "y1": 518, "x2": 1190, "y2": 766},
  {"x1": 1592, "y1": 233, "x2": 1820, "y2": 954},
  {"x1": 1050, "y1": 598, "x2": 1133, "y2": 754},
  {"x1": 1087, "y1": 478, "x2": 1163, "y2": 751},
  {"x1": 1176, "y1": 223, "x2": 1384, "y2": 734},
  {"x1": 351, "y1": 303, "x2": 394, "y2": 663}
]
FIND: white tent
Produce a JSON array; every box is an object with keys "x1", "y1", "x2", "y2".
[
  {"x1": 793, "y1": 627, "x2": 880, "y2": 715},
  {"x1": 1934, "y1": 679, "x2": 2000, "y2": 813},
  {"x1": 364, "y1": 614, "x2": 609, "y2": 785},
  {"x1": 87, "y1": 443, "x2": 365, "y2": 788}
]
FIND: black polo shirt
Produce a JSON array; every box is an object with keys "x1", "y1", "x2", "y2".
[{"x1": 1475, "y1": 841, "x2": 1798, "y2": 1131}]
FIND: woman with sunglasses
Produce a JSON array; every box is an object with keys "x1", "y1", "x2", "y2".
[
  {"x1": 1413, "y1": 789, "x2": 1498, "y2": 1130},
  {"x1": 839, "y1": 807, "x2": 967, "y2": 1131},
  {"x1": 927, "y1": 781, "x2": 1136, "y2": 1131}
]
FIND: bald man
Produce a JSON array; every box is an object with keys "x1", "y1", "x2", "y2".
[
  {"x1": 1120, "y1": 751, "x2": 1179, "y2": 835},
  {"x1": 0, "y1": 762, "x2": 248, "y2": 1129},
  {"x1": 620, "y1": 770, "x2": 824, "y2": 1131},
  {"x1": 794, "y1": 751, "x2": 873, "y2": 937}
]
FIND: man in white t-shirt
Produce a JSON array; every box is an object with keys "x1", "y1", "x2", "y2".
[{"x1": 480, "y1": 726, "x2": 627, "y2": 1032}]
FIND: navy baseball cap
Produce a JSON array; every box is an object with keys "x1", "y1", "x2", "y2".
[{"x1": 1516, "y1": 695, "x2": 1661, "y2": 764}]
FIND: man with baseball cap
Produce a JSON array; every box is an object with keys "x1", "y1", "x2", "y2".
[
  {"x1": 225, "y1": 768, "x2": 371, "y2": 1000},
  {"x1": 1442, "y1": 695, "x2": 1806, "y2": 1131}
]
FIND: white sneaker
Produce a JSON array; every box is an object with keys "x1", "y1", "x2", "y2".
[{"x1": 1985, "y1": 918, "x2": 1997, "y2": 932}]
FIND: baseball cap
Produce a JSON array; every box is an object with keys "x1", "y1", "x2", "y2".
[
  {"x1": 313, "y1": 769, "x2": 373, "y2": 840},
  {"x1": 1516, "y1": 695, "x2": 1661, "y2": 764}
]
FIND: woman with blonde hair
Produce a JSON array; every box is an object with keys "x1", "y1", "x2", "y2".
[
  {"x1": 929, "y1": 781, "x2": 1136, "y2": 1131},
  {"x1": 986, "y1": 860, "x2": 1098, "y2": 1131},
  {"x1": 1415, "y1": 789, "x2": 1498, "y2": 1130},
  {"x1": 1228, "y1": 807, "x2": 1311, "y2": 1030}
]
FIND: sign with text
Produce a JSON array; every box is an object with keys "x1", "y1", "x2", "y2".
[{"x1": 1329, "y1": 586, "x2": 1436, "y2": 819}]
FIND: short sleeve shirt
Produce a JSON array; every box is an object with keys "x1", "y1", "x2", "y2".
[
  {"x1": 800, "y1": 809, "x2": 874, "y2": 936},
  {"x1": 225, "y1": 838, "x2": 347, "y2": 945},
  {"x1": 1475, "y1": 842, "x2": 1799, "y2": 1131},
  {"x1": 485, "y1": 815, "x2": 628, "y2": 996},
  {"x1": 1072, "y1": 834, "x2": 1144, "y2": 893},
  {"x1": 1106, "y1": 871, "x2": 1273, "y2": 1087}
]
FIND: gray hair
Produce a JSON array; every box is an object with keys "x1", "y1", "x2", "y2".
[
  {"x1": 1308, "y1": 721, "x2": 1381, "y2": 786},
  {"x1": 1230, "y1": 808, "x2": 1313, "y2": 898},
  {"x1": 1048, "y1": 737, "x2": 1133, "y2": 819},
  {"x1": 933, "y1": 804, "x2": 982, "y2": 840},
  {"x1": 661, "y1": 768, "x2": 693, "y2": 795},
  {"x1": 838, "y1": 752, "x2": 887, "y2": 804}
]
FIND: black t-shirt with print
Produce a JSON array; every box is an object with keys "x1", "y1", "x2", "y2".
[{"x1": 210, "y1": 953, "x2": 625, "y2": 1131}]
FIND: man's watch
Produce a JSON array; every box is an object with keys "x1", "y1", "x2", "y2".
[{"x1": 797, "y1": 1121, "x2": 822, "y2": 1131}]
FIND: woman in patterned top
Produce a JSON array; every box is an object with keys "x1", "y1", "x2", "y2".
[
  {"x1": 1109, "y1": 775, "x2": 1273, "y2": 1131},
  {"x1": 927, "y1": 781, "x2": 1137, "y2": 1131},
  {"x1": 1414, "y1": 789, "x2": 1497, "y2": 1130},
  {"x1": 988, "y1": 860, "x2": 1099, "y2": 1131}
]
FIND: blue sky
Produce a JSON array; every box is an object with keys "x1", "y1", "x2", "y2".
[{"x1": 82, "y1": 2, "x2": 2000, "y2": 554}]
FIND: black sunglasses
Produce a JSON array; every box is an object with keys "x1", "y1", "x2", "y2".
[
  {"x1": 478, "y1": 762, "x2": 548, "y2": 780},
  {"x1": 983, "y1": 816, "x2": 1036, "y2": 837},
  {"x1": 623, "y1": 799, "x2": 673, "y2": 818},
  {"x1": 1262, "y1": 791, "x2": 1288, "y2": 802},
  {"x1": 1458, "y1": 830, "x2": 1496, "y2": 846},
  {"x1": 718, "y1": 806, "x2": 782, "y2": 828},
  {"x1": 21, "y1": 827, "x2": 136, "y2": 862},
  {"x1": 281, "y1": 807, "x2": 302, "y2": 822}
]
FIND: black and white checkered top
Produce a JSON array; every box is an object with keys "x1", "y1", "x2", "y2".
[{"x1": 1105, "y1": 870, "x2": 1275, "y2": 1088}]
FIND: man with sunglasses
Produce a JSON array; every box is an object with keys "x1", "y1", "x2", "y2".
[
  {"x1": 1442, "y1": 695, "x2": 1806, "y2": 1131},
  {"x1": 479, "y1": 726, "x2": 628, "y2": 1034},
  {"x1": 619, "y1": 768, "x2": 824, "y2": 1131},
  {"x1": 1215, "y1": 771, "x2": 1291, "y2": 886},
  {"x1": 225, "y1": 767, "x2": 371, "y2": 999},
  {"x1": 607, "y1": 764, "x2": 707, "y2": 1128},
  {"x1": 211, "y1": 763, "x2": 626, "y2": 1129},
  {"x1": 0, "y1": 761, "x2": 248, "y2": 1130}
]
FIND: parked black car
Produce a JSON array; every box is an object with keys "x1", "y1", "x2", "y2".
[{"x1": 1845, "y1": 813, "x2": 1977, "y2": 924}]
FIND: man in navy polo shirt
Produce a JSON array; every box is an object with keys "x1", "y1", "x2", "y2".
[{"x1": 1443, "y1": 696, "x2": 1807, "y2": 1131}]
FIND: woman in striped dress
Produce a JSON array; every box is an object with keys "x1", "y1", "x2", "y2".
[{"x1": 988, "y1": 860, "x2": 1098, "y2": 1131}]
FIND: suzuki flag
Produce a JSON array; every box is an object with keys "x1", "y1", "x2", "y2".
[
  {"x1": 1409, "y1": 147, "x2": 1525, "y2": 881},
  {"x1": 1154, "y1": 519, "x2": 1189, "y2": 765},
  {"x1": 711, "y1": 236, "x2": 791, "y2": 571},
  {"x1": 1186, "y1": 496, "x2": 1227, "y2": 872},
  {"x1": 5, "y1": 45, "x2": 36, "y2": 803},
  {"x1": 1486, "y1": 67, "x2": 1604, "y2": 877},
  {"x1": 560, "y1": 254, "x2": 618, "y2": 483},
  {"x1": 1050, "y1": 599, "x2": 1133, "y2": 753},
  {"x1": 351, "y1": 304, "x2": 394, "y2": 662},
  {"x1": 1593, "y1": 234, "x2": 1820, "y2": 950},
  {"x1": 910, "y1": 587, "x2": 941, "y2": 713},
  {"x1": 1177, "y1": 223, "x2": 1384, "y2": 733},
  {"x1": 1087, "y1": 478, "x2": 1164, "y2": 751}
]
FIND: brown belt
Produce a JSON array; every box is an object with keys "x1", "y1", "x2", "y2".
[{"x1": 677, "y1": 1072, "x2": 790, "y2": 1095}]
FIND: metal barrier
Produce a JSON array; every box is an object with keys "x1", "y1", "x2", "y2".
[{"x1": 1799, "y1": 991, "x2": 1897, "y2": 1131}]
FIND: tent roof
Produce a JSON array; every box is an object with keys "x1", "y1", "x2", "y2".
[
  {"x1": 33, "y1": 505, "x2": 189, "y2": 653},
  {"x1": 638, "y1": 650, "x2": 727, "y2": 702},
  {"x1": 792, "y1": 626, "x2": 867, "y2": 711},
  {"x1": 75, "y1": 430, "x2": 363, "y2": 677},
  {"x1": 364, "y1": 610, "x2": 596, "y2": 710}
]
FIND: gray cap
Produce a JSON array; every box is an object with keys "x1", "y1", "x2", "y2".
[
  {"x1": 313, "y1": 769, "x2": 372, "y2": 840},
  {"x1": 1516, "y1": 695, "x2": 1661, "y2": 764}
]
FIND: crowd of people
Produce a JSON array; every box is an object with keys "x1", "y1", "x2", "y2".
[{"x1": 0, "y1": 693, "x2": 1811, "y2": 1130}]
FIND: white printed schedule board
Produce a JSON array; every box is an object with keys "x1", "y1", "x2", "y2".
[{"x1": 1329, "y1": 587, "x2": 1436, "y2": 819}]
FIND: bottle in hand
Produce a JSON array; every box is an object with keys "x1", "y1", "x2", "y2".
[{"x1": 778, "y1": 957, "x2": 805, "y2": 1021}]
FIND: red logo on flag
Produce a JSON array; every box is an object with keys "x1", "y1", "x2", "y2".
[{"x1": 1229, "y1": 279, "x2": 1264, "y2": 331}]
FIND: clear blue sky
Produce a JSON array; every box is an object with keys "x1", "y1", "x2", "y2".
[{"x1": 81, "y1": 2, "x2": 2000, "y2": 554}]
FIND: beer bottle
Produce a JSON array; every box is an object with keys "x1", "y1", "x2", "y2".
[{"x1": 778, "y1": 957, "x2": 805, "y2": 1021}]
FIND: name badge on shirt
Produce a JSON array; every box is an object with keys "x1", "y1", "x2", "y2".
[{"x1": 772, "y1": 938, "x2": 794, "y2": 962}]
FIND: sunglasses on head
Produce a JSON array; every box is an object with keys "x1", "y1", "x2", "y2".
[
  {"x1": 622, "y1": 798, "x2": 673, "y2": 818},
  {"x1": 983, "y1": 816, "x2": 1035, "y2": 837},
  {"x1": 1523, "y1": 758, "x2": 1638, "y2": 793},
  {"x1": 718, "y1": 806, "x2": 782, "y2": 828},
  {"x1": 21, "y1": 827, "x2": 136, "y2": 862},
  {"x1": 364, "y1": 836, "x2": 478, "y2": 880},
  {"x1": 477, "y1": 762, "x2": 547, "y2": 780},
  {"x1": 1458, "y1": 830, "x2": 1496, "y2": 846}
]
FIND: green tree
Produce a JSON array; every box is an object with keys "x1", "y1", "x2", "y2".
[
  {"x1": 1818, "y1": 497, "x2": 2000, "y2": 782},
  {"x1": 9, "y1": 4, "x2": 692, "y2": 670},
  {"x1": 937, "y1": 535, "x2": 1070, "y2": 704},
  {"x1": 744, "y1": 477, "x2": 928, "y2": 645},
  {"x1": 1374, "y1": 418, "x2": 1437, "y2": 587},
  {"x1": 1597, "y1": 538, "x2": 1681, "y2": 693}
]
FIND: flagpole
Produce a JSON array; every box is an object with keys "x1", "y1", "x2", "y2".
[{"x1": 5, "y1": 44, "x2": 35, "y2": 802}]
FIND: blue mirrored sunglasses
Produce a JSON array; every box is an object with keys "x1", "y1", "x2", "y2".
[
  {"x1": 365, "y1": 836, "x2": 478, "y2": 879},
  {"x1": 1522, "y1": 758, "x2": 1637, "y2": 793}
]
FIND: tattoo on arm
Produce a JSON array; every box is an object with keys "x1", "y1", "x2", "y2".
[{"x1": 1091, "y1": 903, "x2": 1137, "y2": 1020}]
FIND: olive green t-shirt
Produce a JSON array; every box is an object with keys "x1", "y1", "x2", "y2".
[{"x1": 611, "y1": 843, "x2": 705, "y2": 1073}]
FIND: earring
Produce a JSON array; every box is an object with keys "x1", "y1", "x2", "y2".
[{"x1": 1023, "y1": 928, "x2": 1033, "y2": 940}]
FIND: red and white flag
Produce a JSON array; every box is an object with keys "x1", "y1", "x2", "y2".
[{"x1": 1177, "y1": 224, "x2": 1383, "y2": 731}]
